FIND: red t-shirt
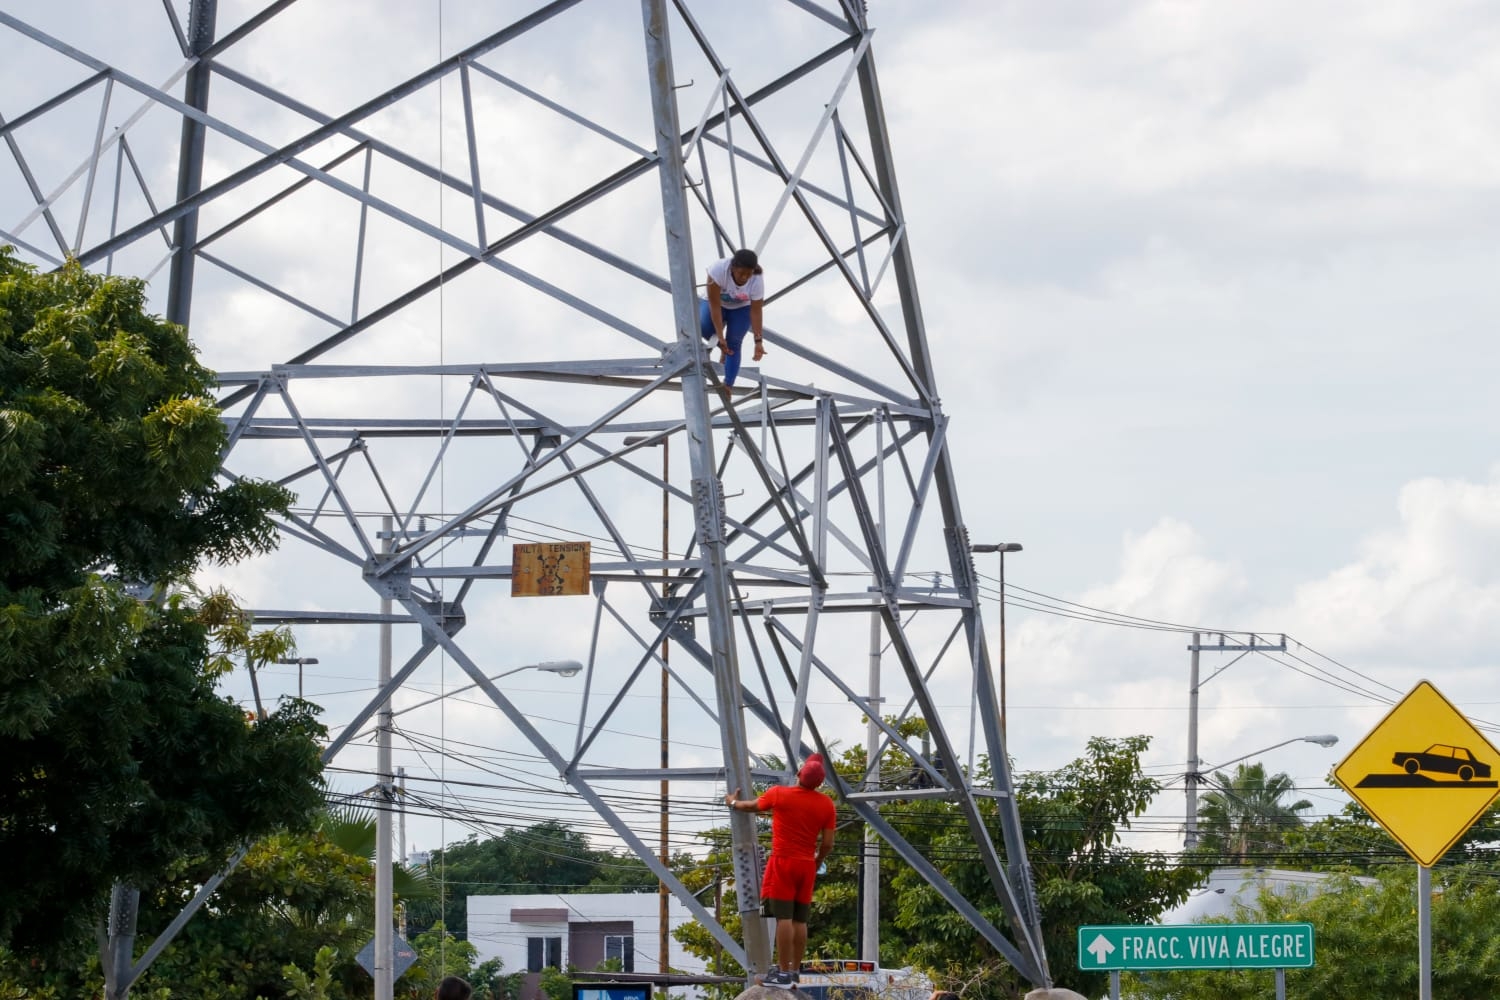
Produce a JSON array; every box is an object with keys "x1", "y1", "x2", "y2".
[{"x1": 757, "y1": 784, "x2": 837, "y2": 861}]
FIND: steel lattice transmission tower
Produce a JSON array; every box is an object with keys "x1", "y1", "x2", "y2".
[{"x1": 1, "y1": 0, "x2": 1050, "y2": 988}]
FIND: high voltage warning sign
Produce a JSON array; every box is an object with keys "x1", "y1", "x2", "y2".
[
  {"x1": 1333, "y1": 679, "x2": 1500, "y2": 867},
  {"x1": 512, "y1": 542, "x2": 590, "y2": 597}
]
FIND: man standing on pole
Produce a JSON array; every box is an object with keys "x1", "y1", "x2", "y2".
[{"x1": 725, "y1": 754, "x2": 837, "y2": 990}]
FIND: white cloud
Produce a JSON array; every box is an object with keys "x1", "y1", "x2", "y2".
[{"x1": 1276, "y1": 468, "x2": 1500, "y2": 665}]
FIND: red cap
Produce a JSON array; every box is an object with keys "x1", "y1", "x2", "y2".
[{"x1": 798, "y1": 754, "x2": 826, "y2": 789}]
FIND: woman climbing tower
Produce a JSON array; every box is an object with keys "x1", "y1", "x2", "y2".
[{"x1": 699, "y1": 248, "x2": 766, "y2": 389}]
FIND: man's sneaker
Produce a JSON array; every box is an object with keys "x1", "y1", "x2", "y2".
[{"x1": 763, "y1": 970, "x2": 796, "y2": 990}]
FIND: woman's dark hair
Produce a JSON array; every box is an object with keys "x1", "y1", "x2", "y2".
[
  {"x1": 437, "y1": 976, "x2": 473, "y2": 1000},
  {"x1": 730, "y1": 248, "x2": 762, "y2": 275}
]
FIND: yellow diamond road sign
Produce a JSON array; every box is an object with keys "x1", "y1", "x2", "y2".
[{"x1": 1333, "y1": 680, "x2": 1500, "y2": 867}]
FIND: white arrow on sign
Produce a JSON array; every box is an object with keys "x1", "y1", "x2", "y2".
[{"x1": 1086, "y1": 934, "x2": 1116, "y2": 965}]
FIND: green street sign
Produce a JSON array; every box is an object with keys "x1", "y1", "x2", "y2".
[{"x1": 1077, "y1": 923, "x2": 1315, "y2": 971}]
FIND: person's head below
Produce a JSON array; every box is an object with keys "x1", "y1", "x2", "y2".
[
  {"x1": 729, "y1": 247, "x2": 762, "y2": 284},
  {"x1": 437, "y1": 976, "x2": 473, "y2": 1000},
  {"x1": 798, "y1": 753, "x2": 825, "y2": 789},
  {"x1": 929, "y1": 991, "x2": 960, "y2": 1000}
]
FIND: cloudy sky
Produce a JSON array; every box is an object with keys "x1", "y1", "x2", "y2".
[
  {"x1": 4, "y1": 0, "x2": 1499, "y2": 869},
  {"x1": 872, "y1": 0, "x2": 1500, "y2": 845}
]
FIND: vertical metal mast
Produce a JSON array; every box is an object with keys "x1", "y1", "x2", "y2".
[
  {"x1": 639, "y1": 0, "x2": 771, "y2": 975},
  {"x1": 164, "y1": 0, "x2": 217, "y2": 328}
]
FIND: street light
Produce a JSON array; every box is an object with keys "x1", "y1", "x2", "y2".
[
  {"x1": 970, "y1": 542, "x2": 1022, "y2": 744},
  {"x1": 350, "y1": 660, "x2": 582, "y2": 740},
  {"x1": 389, "y1": 660, "x2": 582, "y2": 719},
  {"x1": 625, "y1": 432, "x2": 672, "y2": 976},
  {"x1": 275, "y1": 656, "x2": 319, "y2": 700},
  {"x1": 1184, "y1": 733, "x2": 1339, "y2": 850}
]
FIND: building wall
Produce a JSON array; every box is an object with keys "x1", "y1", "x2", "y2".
[
  {"x1": 1159, "y1": 867, "x2": 1378, "y2": 923},
  {"x1": 468, "y1": 892, "x2": 710, "y2": 998}
]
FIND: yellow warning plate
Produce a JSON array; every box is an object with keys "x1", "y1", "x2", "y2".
[
  {"x1": 511, "y1": 541, "x2": 591, "y2": 597},
  {"x1": 1332, "y1": 680, "x2": 1500, "y2": 867}
]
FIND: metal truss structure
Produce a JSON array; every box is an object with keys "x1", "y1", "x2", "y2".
[{"x1": 2, "y1": 0, "x2": 1050, "y2": 988}]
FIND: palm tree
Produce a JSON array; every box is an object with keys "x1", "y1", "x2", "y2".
[
  {"x1": 318, "y1": 804, "x2": 434, "y2": 903},
  {"x1": 1196, "y1": 762, "x2": 1313, "y2": 862}
]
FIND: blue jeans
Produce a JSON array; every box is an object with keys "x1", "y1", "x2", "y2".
[{"x1": 699, "y1": 298, "x2": 752, "y2": 386}]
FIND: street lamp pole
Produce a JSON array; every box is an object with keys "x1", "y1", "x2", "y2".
[
  {"x1": 274, "y1": 657, "x2": 319, "y2": 700},
  {"x1": 1184, "y1": 733, "x2": 1339, "y2": 850},
  {"x1": 626, "y1": 433, "x2": 672, "y2": 975},
  {"x1": 970, "y1": 543, "x2": 1022, "y2": 744},
  {"x1": 348, "y1": 660, "x2": 583, "y2": 740},
  {"x1": 365, "y1": 649, "x2": 580, "y2": 1000}
]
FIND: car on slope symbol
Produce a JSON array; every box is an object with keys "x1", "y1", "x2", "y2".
[{"x1": 1391, "y1": 744, "x2": 1491, "y2": 781}]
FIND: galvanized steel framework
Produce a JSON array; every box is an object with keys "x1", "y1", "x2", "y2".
[{"x1": 1, "y1": 0, "x2": 1050, "y2": 987}]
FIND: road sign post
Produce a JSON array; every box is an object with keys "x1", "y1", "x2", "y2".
[
  {"x1": 1078, "y1": 923, "x2": 1314, "y2": 973},
  {"x1": 356, "y1": 934, "x2": 418, "y2": 981},
  {"x1": 1080, "y1": 924, "x2": 1313, "y2": 1000},
  {"x1": 1332, "y1": 679, "x2": 1500, "y2": 867},
  {"x1": 1333, "y1": 679, "x2": 1500, "y2": 1000}
]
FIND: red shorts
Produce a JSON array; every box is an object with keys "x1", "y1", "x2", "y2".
[{"x1": 761, "y1": 854, "x2": 818, "y2": 905}]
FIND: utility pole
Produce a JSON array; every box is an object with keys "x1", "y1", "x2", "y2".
[
  {"x1": 1183, "y1": 632, "x2": 1288, "y2": 849},
  {"x1": 861, "y1": 538, "x2": 882, "y2": 963},
  {"x1": 375, "y1": 516, "x2": 394, "y2": 1000},
  {"x1": 658, "y1": 437, "x2": 671, "y2": 978},
  {"x1": 969, "y1": 543, "x2": 1021, "y2": 756},
  {"x1": 397, "y1": 766, "x2": 407, "y2": 867},
  {"x1": 862, "y1": 417, "x2": 885, "y2": 964}
]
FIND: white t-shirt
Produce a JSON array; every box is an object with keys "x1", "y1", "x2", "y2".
[{"x1": 706, "y1": 258, "x2": 765, "y2": 310}]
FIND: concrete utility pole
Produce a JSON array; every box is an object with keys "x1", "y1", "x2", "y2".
[
  {"x1": 862, "y1": 419, "x2": 886, "y2": 962},
  {"x1": 861, "y1": 528, "x2": 883, "y2": 963},
  {"x1": 656, "y1": 438, "x2": 671, "y2": 976},
  {"x1": 376, "y1": 516, "x2": 394, "y2": 1000},
  {"x1": 1183, "y1": 632, "x2": 1288, "y2": 849}
]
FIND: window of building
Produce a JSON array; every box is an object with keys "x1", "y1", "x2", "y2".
[
  {"x1": 604, "y1": 934, "x2": 634, "y2": 973},
  {"x1": 528, "y1": 936, "x2": 563, "y2": 972}
]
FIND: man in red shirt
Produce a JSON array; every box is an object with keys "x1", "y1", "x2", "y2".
[{"x1": 725, "y1": 754, "x2": 837, "y2": 990}]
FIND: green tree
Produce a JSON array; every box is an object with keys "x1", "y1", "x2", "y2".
[
  {"x1": 890, "y1": 735, "x2": 1198, "y2": 998},
  {"x1": 408, "y1": 820, "x2": 657, "y2": 938},
  {"x1": 1276, "y1": 790, "x2": 1500, "y2": 874},
  {"x1": 675, "y1": 734, "x2": 1198, "y2": 999},
  {"x1": 1, "y1": 819, "x2": 369, "y2": 998},
  {"x1": 399, "y1": 922, "x2": 479, "y2": 1000},
  {"x1": 0, "y1": 247, "x2": 324, "y2": 957},
  {"x1": 1123, "y1": 863, "x2": 1500, "y2": 999},
  {"x1": 1195, "y1": 762, "x2": 1312, "y2": 863},
  {"x1": 1, "y1": 805, "x2": 466, "y2": 999}
]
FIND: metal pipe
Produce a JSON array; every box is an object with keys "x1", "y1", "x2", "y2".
[{"x1": 165, "y1": 0, "x2": 217, "y2": 328}]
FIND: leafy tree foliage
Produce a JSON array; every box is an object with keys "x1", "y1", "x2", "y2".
[
  {"x1": 1194, "y1": 762, "x2": 1312, "y2": 863},
  {"x1": 407, "y1": 820, "x2": 658, "y2": 938},
  {"x1": 0, "y1": 808, "x2": 497, "y2": 999},
  {"x1": 0, "y1": 248, "x2": 322, "y2": 956},
  {"x1": 676, "y1": 733, "x2": 1198, "y2": 999},
  {"x1": 1274, "y1": 791, "x2": 1500, "y2": 873},
  {"x1": 1123, "y1": 863, "x2": 1500, "y2": 999}
]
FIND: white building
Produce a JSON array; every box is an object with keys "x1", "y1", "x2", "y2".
[
  {"x1": 468, "y1": 892, "x2": 709, "y2": 997},
  {"x1": 1159, "y1": 866, "x2": 1377, "y2": 923}
]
